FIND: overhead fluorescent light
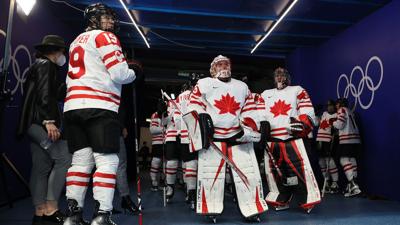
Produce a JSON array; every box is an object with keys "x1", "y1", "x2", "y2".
[
  {"x1": 16, "y1": 0, "x2": 36, "y2": 16},
  {"x1": 145, "y1": 118, "x2": 151, "y2": 123},
  {"x1": 118, "y1": 0, "x2": 150, "y2": 48},
  {"x1": 251, "y1": 0, "x2": 298, "y2": 54}
]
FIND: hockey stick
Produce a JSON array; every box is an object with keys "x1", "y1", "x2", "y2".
[
  {"x1": 160, "y1": 90, "x2": 167, "y2": 207},
  {"x1": 161, "y1": 90, "x2": 250, "y2": 188},
  {"x1": 161, "y1": 112, "x2": 167, "y2": 207},
  {"x1": 264, "y1": 145, "x2": 284, "y2": 179},
  {"x1": 132, "y1": 84, "x2": 143, "y2": 225},
  {"x1": 322, "y1": 132, "x2": 335, "y2": 198}
]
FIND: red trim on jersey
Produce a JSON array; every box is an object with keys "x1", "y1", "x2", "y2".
[
  {"x1": 271, "y1": 127, "x2": 287, "y2": 132},
  {"x1": 214, "y1": 126, "x2": 240, "y2": 131},
  {"x1": 105, "y1": 57, "x2": 126, "y2": 70},
  {"x1": 271, "y1": 132, "x2": 289, "y2": 137},
  {"x1": 68, "y1": 86, "x2": 120, "y2": 100},
  {"x1": 297, "y1": 104, "x2": 313, "y2": 109},
  {"x1": 190, "y1": 100, "x2": 206, "y2": 109},
  {"x1": 102, "y1": 50, "x2": 122, "y2": 63},
  {"x1": 241, "y1": 107, "x2": 259, "y2": 113},
  {"x1": 65, "y1": 94, "x2": 120, "y2": 105}
]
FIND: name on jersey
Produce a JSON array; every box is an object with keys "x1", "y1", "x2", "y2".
[{"x1": 74, "y1": 34, "x2": 90, "y2": 44}]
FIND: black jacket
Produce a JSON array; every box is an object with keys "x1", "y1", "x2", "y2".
[{"x1": 17, "y1": 57, "x2": 66, "y2": 138}]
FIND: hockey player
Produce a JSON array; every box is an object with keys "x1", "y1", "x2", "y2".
[
  {"x1": 174, "y1": 83, "x2": 198, "y2": 210},
  {"x1": 164, "y1": 96, "x2": 181, "y2": 202},
  {"x1": 186, "y1": 55, "x2": 268, "y2": 222},
  {"x1": 260, "y1": 67, "x2": 320, "y2": 213},
  {"x1": 149, "y1": 100, "x2": 167, "y2": 192},
  {"x1": 316, "y1": 100, "x2": 339, "y2": 194},
  {"x1": 332, "y1": 98, "x2": 361, "y2": 197},
  {"x1": 63, "y1": 3, "x2": 136, "y2": 225}
]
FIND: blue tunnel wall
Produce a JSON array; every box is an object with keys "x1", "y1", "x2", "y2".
[{"x1": 287, "y1": 0, "x2": 400, "y2": 201}]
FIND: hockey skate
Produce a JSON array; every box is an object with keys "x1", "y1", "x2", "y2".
[
  {"x1": 188, "y1": 190, "x2": 196, "y2": 210},
  {"x1": 245, "y1": 215, "x2": 261, "y2": 223},
  {"x1": 323, "y1": 184, "x2": 331, "y2": 194},
  {"x1": 207, "y1": 215, "x2": 217, "y2": 224},
  {"x1": 91, "y1": 201, "x2": 117, "y2": 225},
  {"x1": 274, "y1": 204, "x2": 290, "y2": 211},
  {"x1": 329, "y1": 182, "x2": 339, "y2": 194},
  {"x1": 151, "y1": 181, "x2": 159, "y2": 192},
  {"x1": 303, "y1": 205, "x2": 315, "y2": 214},
  {"x1": 345, "y1": 180, "x2": 361, "y2": 197},
  {"x1": 166, "y1": 185, "x2": 175, "y2": 203},
  {"x1": 63, "y1": 199, "x2": 89, "y2": 225},
  {"x1": 90, "y1": 212, "x2": 117, "y2": 225}
]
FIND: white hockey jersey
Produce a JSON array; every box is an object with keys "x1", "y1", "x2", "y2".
[
  {"x1": 165, "y1": 99, "x2": 179, "y2": 142},
  {"x1": 149, "y1": 112, "x2": 164, "y2": 145},
  {"x1": 259, "y1": 86, "x2": 316, "y2": 141},
  {"x1": 188, "y1": 77, "x2": 259, "y2": 139},
  {"x1": 333, "y1": 107, "x2": 361, "y2": 144},
  {"x1": 64, "y1": 30, "x2": 135, "y2": 113},
  {"x1": 174, "y1": 90, "x2": 191, "y2": 144},
  {"x1": 316, "y1": 111, "x2": 337, "y2": 142}
]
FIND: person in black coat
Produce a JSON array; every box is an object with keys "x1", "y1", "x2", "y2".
[{"x1": 17, "y1": 35, "x2": 71, "y2": 225}]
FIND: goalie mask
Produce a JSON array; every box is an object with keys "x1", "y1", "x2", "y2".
[
  {"x1": 84, "y1": 3, "x2": 119, "y2": 33},
  {"x1": 274, "y1": 67, "x2": 291, "y2": 90},
  {"x1": 210, "y1": 55, "x2": 231, "y2": 82}
]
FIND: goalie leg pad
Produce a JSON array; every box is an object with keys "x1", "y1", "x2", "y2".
[
  {"x1": 264, "y1": 142, "x2": 292, "y2": 207},
  {"x1": 288, "y1": 139, "x2": 321, "y2": 209},
  {"x1": 231, "y1": 143, "x2": 268, "y2": 218},
  {"x1": 196, "y1": 142, "x2": 226, "y2": 216}
]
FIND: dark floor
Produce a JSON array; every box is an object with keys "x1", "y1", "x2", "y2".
[{"x1": 1, "y1": 172, "x2": 400, "y2": 225}]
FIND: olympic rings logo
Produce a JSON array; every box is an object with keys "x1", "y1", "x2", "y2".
[
  {"x1": 0, "y1": 29, "x2": 33, "y2": 97},
  {"x1": 336, "y1": 56, "x2": 383, "y2": 111}
]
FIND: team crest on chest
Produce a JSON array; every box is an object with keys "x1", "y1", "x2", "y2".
[
  {"x1": 270, "y1": 99, "x2": 291, "y2": 117},
  {"x1": 214, "y1": 93, "x2": 241, "y2": 115},
  {"x1": 320, "y1": 119, "x2": 330, "y2": 129}
]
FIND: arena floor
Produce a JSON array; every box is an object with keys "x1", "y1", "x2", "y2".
[{"x1": 1, "y1": 173, "x2": 400, "y2": 225}]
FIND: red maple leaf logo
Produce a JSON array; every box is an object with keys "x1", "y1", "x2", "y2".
[
  {"x1": 320, "y1": 119, "x2": 330, "y2": 129},
  {"x1": 270, "y1": 100, "x2": 291, "y2": 117},
  {"x1": 214, "y1": 94, "x2": 241, "y2": 115}
]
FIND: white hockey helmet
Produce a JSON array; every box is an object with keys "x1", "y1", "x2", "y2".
[{"x1": 210, "y1": 55, "x2": 231, "y2": 79}]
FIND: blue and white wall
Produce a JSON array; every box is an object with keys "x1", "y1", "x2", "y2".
[
  {"x1": 0, "y1": 1, "x2": 79, "y2": 203},
  {"x1": 287, "y1": 1, "x2": 400, "y2": 201}
]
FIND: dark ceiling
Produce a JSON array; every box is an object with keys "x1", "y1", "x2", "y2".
[{"x1": 45, "y1": 0, "x2": 390, "y2": 121}]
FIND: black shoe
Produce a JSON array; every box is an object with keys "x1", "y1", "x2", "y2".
[
  {"x1": 42, "y1": 210, "x2": 65, "y2": 224},
  {"x1": 64, "y1": 199, "x2": 89, "y2": 225},
  {"x1": 32, "y1": 215, "x2": 42, "y2": 225},
  {"x1": 121, "y1": 196, "x2": 138, "y2": 214}
]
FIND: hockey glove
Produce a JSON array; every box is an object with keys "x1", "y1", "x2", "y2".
[{"x1": 198, "y1": 113, "x2": 214, "y2": 149}]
